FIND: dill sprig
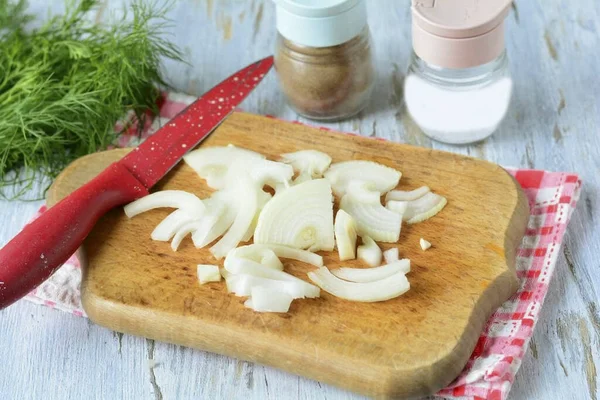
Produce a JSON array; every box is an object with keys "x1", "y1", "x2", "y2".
[{"x1": 0, "y1": 0, "x2": 184, "y2": 199}]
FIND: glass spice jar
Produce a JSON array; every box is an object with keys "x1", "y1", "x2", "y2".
[
  {"x1": 404, "y1": 0, "x2": 513, "y2": 144},
  {"x1": 273, "y1": 0, "x2": 375, "y2": 121}
]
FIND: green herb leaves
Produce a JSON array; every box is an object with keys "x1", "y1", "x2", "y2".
[{"x1": 0, "y1": 0, "x2": 184, "y2": 199}]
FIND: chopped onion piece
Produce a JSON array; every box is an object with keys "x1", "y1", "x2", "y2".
[
  {"x1": 346, "y1": 180, "x2": 381, "y2": 204},
  {"x1": 170, "y1": 202, "x2": 225, "y2": 250},
  {"x1": 250, "y1": 160, "x2": 294, "y2": 189},
  {"x1": 183, "y1": 145, "x2": 265, "y2": 189},
  {"x1": 324, "y1": 160, "x2": 401, "y2": 198},
  {"x1": 357, "y1": 236, "x2": 382, "y2": 267},
  {"x1": 188, "y1": 216, "x2": 222, "y2": 248},
  {"x1": 244, "y1": 287, "x2": 294, "y2": 313},
  {"x1": 334, "y1": 210, "x2": 357, "y2": 261},
  {"x1": 293, "y1": 171, "x2": 313, "y2": 184},
  {"x1": 224, "y1": 257, "x2": 320, "y2": 294},
  {"x1": 273, "y1": 182, "x2": 287, "y2": 194},
  {"x1": 125, "y1": 191, "x2": 206, "y2": 242},
  {"x1": 264, "y1": 244, "x2": 324, "y2": 267},
  {"x1": 340, "y1": 195, "x2": 401, "y2": 243},
  {"x1": 225, "y1": 245, "x2": 284, "y2": 271},
  {"x1": 225, "y1": 257, "x2": 298, "y2": 282},
  {"x1": 254, "y1": 179, "x2": 334, "y2": 251},
  {"x1": 230, "y1": 244, "x2": 323, "y2": 267},
  {"x1": 241, "y1": 190, "x2": 272, "y2": 242},
  {"x1": 386, "y1": 200, "x2": 409, "y2": 215},
  {"x1": 171, "y1": 214, "x2": 220, "y2": 251},
  {"x1": 151, "y1": 209, "x2": 193, "y2": 241},
  {"x1": 330, "y1": 259, "x2": 410, "y2": 283},
  {"x1": 220, "y1": 268, "x2": 230, "y2": 279},
  {"x1": 226, "y1": 274, "x2": 319, "y2": 298},
  {"x1": 308, "y1": 267, "x2": 410, "y2": 302},
  {"x1": 280, "y1": 150, "x2": 332, "y2": 178},
  {"x1": 193, "y1": 207, "x2": 235, "y2": 247},
  {"x1": 261, "y1": 251, "x2": 284, "y2": 270},
  {"x1": 385, "y1": 186, "x2": 430, "y2": 202},
  {"x1": 193, "y1": 191, "x2": 237, "y2": 248},
  {"x1": 124, "y1": 190, "x2": 205, "y2": 218},
  {"x1": 273, "y1": 149, "x2": 331, "y2": 192},
  {"x1": 197, "y1": 264, "x2": 221, "y2": 284},
  {"x1": 383, "y1": 248, "x2": 399, "y2": 264},
  {"x1": 210, "y1": 171, "x2": 259, "y2": 259},
  {"x1": 399, "y1": 192, "x2": 448, "y2": 224},
  {"x1": 420, "y1": 238, "x2": 432, "y2": 251}
]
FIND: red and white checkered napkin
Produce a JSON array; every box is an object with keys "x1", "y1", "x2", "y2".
[{"x1": 20, "y1": 93, "x2": 582, "y2": 400}]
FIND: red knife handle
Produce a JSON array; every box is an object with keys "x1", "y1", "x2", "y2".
[{"x1": 0, "y1": 162, "x2": 148, "y2": 309}]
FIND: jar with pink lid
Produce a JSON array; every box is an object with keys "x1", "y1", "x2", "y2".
[{"x1": 405, "y1": 0, "x2": 513, "y2": 144}]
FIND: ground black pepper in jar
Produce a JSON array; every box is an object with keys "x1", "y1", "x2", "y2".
[{"x1": 273, "y1": 0, "x2": 375, "y2": 121}]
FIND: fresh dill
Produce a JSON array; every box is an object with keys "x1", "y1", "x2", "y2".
[{"x1": 0, "y1": 0, "x2": 184, "y2": 199}]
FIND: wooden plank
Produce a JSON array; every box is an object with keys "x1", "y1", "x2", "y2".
[{"x1": 46, "y1": 112, "x2": 528, "y2": 398}]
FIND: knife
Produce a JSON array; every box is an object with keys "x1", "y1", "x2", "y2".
[{"x1": 0, "y1": 56, "x2": 274, "y2": 310}]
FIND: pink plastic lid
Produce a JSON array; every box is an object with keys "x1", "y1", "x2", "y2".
[{"x1": 412, "y1": 0, "x2": 513, "y2": 69}]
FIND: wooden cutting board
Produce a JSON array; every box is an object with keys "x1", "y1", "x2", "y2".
[{"x1": 47, "y1": 112, "x2": 529, "y2": 399}]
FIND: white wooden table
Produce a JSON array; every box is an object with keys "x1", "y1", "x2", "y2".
[{"x1": 1, "y1": 1, "x2": 598, "y2": 399}]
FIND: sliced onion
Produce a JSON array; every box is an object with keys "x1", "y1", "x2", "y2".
[
  {"x1": 393, "y1": 192, "x2": 448, "y2": 224},
  {"x1": 183, "y1": 145, "x2": 265, "y2": 189},
  {"x1": 226, "y1": 274, "x2": 319, "y2": 298},
  {"x1": 173, "y1": 220, "x2": 204, "y2": 251},
  {"x1": 210, "y1": 170, "x2": 259, "y2": 259},
  {"x1": 200, "y1": 167, "x2": 228, "y2": 190},
  {"x1": 307, "y1": 267, "x2": 410, "y2": 302},
  {"x1": 124, "y1": 190, "x2": 205, "y2": 218},
  {"x1": 193, "y1": 210, "x2": 235, "y2": 247},
  {"x1": 224, "y1": 257, "x2": 320, "y2": 294},
  {"x1": 294, "y1": 171, "x2": 313, "y2": 184},
  {"x1": 330, "y1": 259, "x2": 410, "y2": 283},
  {"x1": 273, "y1": 171, "x2": 314, "y2": 194},
  {"x1": 244, "y1": 287, "x2": 294, "y2": 313},
  {"x1": 346, "y1": 180, "x2": 381, "y2": 204},
  {"x1": 220, "y1": 268, "x2": 230, "y2": 279},
  {"x1": 385, "y1": 200, "x2": 409, "y2": 215},
  {"x1": 357, "y1": 236, "x2": 382, "y2": 267},
  {"x1": 280, "y1": 150, "x2": 332, "y2": 178},
  {"x1": 241, "y1": 190, "x2": 272, "y2": 242},
  {"x1": 340, "y1": 195, "x2": 401, "y2": 243},
  {"x1": 193, "y1": 191, "x2": 236, "y2": 248},
  {"x1": 188, "y1": 215, "x2": 222, "y2": 248},
  {"x1": 197, "y1": 264, "x2": 221, "y2": 284},
  {"x1": 254, "y1": 179, "x2": 335, "y2": 251},
  {"x1": 334, "y1": 210, "x2": 357, "y2": 261},
  {"x1": 274, "y1": 150, "x2": 332, "y2": 192},
  {"x1": 230, "y1": 244, "x2": 323, "y2": 267},
  {"x1": 225, "y1": 256, "x2": 295, "y2": 281},
  {"x1": 151, "y1": 209, "x2": 193, "y2": 241},
  {"x1": 171, "y1": 214, "x2": 220, "y2": 251},
  {"x1": 420, "y1": 238, "x2": 432, "y2": 251},
  {"x1": 324, "y1": 160, "x2": 401, "y2": 198},
  {"x1": 250, "y1": 160, "x2": 294, "y2": 189},
  {"x1": 226, "y1": 245, "x2": 284, "y2": 271},
  {"x1": 385, "y1": 186, "x2": 430, "y2": 202},
  {"x1": 383, "y1": 247, "x2": 399, "y2": 264},
  {"x1": 170, "y1": 201, "x2": 225, "y2": 250},
  {"x1": 261, "y1": 251, "x2": 284, "y2": 270}
]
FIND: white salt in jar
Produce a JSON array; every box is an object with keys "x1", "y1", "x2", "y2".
[{"x1": 405, "y1": 0, "x2": 513, "y2": 144}]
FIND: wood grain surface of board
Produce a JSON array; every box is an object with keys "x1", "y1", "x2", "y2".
[{"x1": 47, "y1": 112, "x2": 529, "y2": 399}]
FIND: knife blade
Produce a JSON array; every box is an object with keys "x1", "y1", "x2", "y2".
[
  {"x1": 121, "y1": 56, "x2": 274, "y2": 188},
  {"x1": 0, "y1": 56, "x2": 274, "y2": 309}
]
